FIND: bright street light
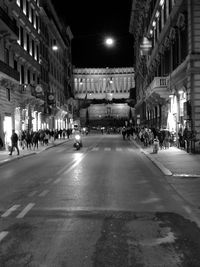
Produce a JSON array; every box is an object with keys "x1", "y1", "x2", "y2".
[{"x1": 105, "y1": 37, "x2": 115, "y2": 47}]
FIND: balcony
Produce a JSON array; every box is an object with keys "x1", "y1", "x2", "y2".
[
  {"x1": 0, "y1": 60, "x2": 20, "y2": 81},
  {"x1": 0, "y1": 6, "x2": 19, "y2": 39},
  {"x1": 145, "y1": 77, "x2": 170, "y2": 100}
]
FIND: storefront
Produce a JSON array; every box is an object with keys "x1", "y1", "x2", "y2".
[{"x1": 3, "y1": 114, "x2": 12, "y2": 149}]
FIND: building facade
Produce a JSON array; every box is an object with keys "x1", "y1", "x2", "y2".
[
  {"x1": 74, "y1": 67, "x2": 135, "y2": 127},
  {"x1": 129, "y1": 0, "x2": 200, "y2": 150},
  {"x1": 40, "y1": 0, "x2": 74, "y2": 131},
  {"x1": 0, "y1": 0, "x2": 73, "y2": 150}
]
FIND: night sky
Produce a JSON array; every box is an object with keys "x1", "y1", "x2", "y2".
[{"x1": 51, "y1": 0, "x2": 134, "y2": 68}]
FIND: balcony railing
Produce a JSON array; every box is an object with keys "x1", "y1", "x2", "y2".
[
  {"x1": 145, "y1": 77, "x2": 170, "y2": 99},
  {"x1": 0, "y1": 7, "x2": 19, "y2": 38},
  {"x1": 0, "y1": 60, "x2": 20, "y2": 81}
]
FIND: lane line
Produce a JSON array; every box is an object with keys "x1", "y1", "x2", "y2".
[
  {"x1": 44, "y1": 178, "x2": 53, "y2": 184},
  {"x1": 39, "y1": 190, "x2": 49, "y2": 197},
  {"x1": 53, "y1": 178, "x2": 62, "y2": 184},
  {"x1": 0, "y1": 231, "x2": 9, "y2": 242},
  {"x1": 104, "y1": 147, "x2": 111, "y2": 151},
  {"x1": 1, "y1": 205, "x2": 20, "y2": 218},
  {"x1": 28, "y1": 191, "x2": 38, "y2": 197},
  {"x1": 16, "y1": 203, "x2": 35, "y2": 219},
  {"x1": 183, "y1": 205, "x2": 192, "y2": 214}
]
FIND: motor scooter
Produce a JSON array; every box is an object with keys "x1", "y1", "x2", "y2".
[{"x1": 73, "y1": 134, "x2": 82, "y2": 150}]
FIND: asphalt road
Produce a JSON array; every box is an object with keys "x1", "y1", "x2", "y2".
[{"x1": 0, "y1": 134, "x2": 200, "y2": 266}]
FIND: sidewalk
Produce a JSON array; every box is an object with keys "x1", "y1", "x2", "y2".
[
  {"x1": 132, "y1": 139, "x2": 200, "y2": 208},
  {"x1": 0, "y1": 138, "x2": 70, "y2": 166},
  {"x1": 132, "y1": 139, "x2": 200, "y2": 177}
]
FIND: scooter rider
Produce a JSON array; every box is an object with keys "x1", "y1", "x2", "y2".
[{"x1": 73, "y1": 128, "x2": 83, "y2": 147}]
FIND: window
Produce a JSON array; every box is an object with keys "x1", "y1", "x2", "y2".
[
  {"x1": 27, "y1": 33, "x2": 30, "y2": 53},
  {"x1": 4, "y1": 48, "x2": 9, "y2": 65},
  {"x1": 36, "y1": 15, "x2": 39, "y2": 31},
  {"x1": 21, "y1": 65, "x2": 25, "y2": 84},
  {"x1": 27, "y1": 69, "x2": 30, "y2": 83},
  {"x1": 6, "y1": 88, "x2": 11, "y2": 101},
  {"x1": 20, "y1": 0, "x2": 23, "y2": 9},
  {"x1": 31, "y1": 8, "x2": 34, "y2": 24},
  {"x1": 26, "y1": 0, "x2": 29, "y2": 18},
  {"x1": 36, "y1": 45, "x2": 39, "y2": 61},
  {"x1": 32, "y1": 40, "x2": 35, "y2": 58},
  {"x1": 14, "y1": 59, "x2": 17, "y2": 70},
  {"x1": 20, "y1": 26, "x2": 24, "y2": 48}
]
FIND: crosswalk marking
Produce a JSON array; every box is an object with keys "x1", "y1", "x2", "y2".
[
  {"x1": 16, "y1": 203, "x2": 35, "y2": 219},
  {"x1": 39, "y1": 190, "x2": 49, "y2": 197},
  {"x1": 91, "y1": 147, "x2": 99, "y2": 151},
  {"x1": 44, "y1": 178, "x2": 53, "y2": 184},
  {"x1": 53, "y1": 178, "x2": 62, "y2": 184},
  {"x1": 28, "y1": 191, "x2": 38, "y2": 197},
  {"x1": 1, "y1": 205, "x2": 20, "y2": 218},
  {"x1": 0, "y1": 231, "x2": 8, "y2": 242},
  {"x1": 90, "y1": 147, "x2": 135, "y2": 152}
]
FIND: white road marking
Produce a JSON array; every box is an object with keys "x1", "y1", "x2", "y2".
[
  {"x1": 116, "y1": 148, "x2": 122, "y2": 151},
  {"x1": 28, "y1": 191, "x2": 38, "y2": 197},
  {"x1": 164, "y1": 185, "x2": 171, "y2": 191},
  {"x1": 44, "y1": 178, "x2": 53, "y2": 184},
  {"x1": 172, "y1": 195, "x2": 181, "y2": 202},
  {"x1": 0, "y1": 231, "x2": 9, "y2": 242},
  {"x1": 1, "y1": 205, "x2": 20, "y2": 218},
  {"x1": 91, "y1": 147, "x2": 99, "y2": 151},
  {"x1": 39, "y1": 190, "x2": 49, "y2": 197},
  {"x1": 16, "y1": 203, "x2": 35, "y2": 219},
  {"x1": 183, "y1": 205, "x2": 192, "y2": 214},
  {"x1": 104, "y1": 147, "x2": 111, "y2": 151},
  {"x1": 53, "y1": 178, "x2": 62, "y2": 184}
]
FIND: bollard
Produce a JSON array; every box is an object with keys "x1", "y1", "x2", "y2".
[{"x1": 153, "y1": 138, "x2": 159, "y2": 153}]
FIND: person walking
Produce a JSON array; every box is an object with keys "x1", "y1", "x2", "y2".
[
  {"x1": 0, "y1": 136, "x2": 3, "y2": 149},
  {"x1": 9, "y1": 130, "x2": 19, "y2": 155}
]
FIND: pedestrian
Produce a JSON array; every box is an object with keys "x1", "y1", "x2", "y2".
[
  {"x1": 153, "y1": 136, "x2": 159, "y2": 153},
  {"x1": 122, "y1": 126, "x2": 126, "y2": 140},
  {"x1": 32, "y1": 131, "x2": 39, "y2": 149},
  {"x1": 0, "y1": 136, "x2": 3, "y2": 149},
  {"x1": 66, "y1": 128, "x2": 70, "y2": 139},
  {"x1": 9, "y1": 129, "x2": 20, "y2": 155}
]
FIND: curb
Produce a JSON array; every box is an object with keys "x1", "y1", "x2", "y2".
[
  {"x1": 0, "y1": 139, "x2": 69, "y2": 167},
  {"x1": 132, "y1": 139, "x2": 200, "y2": 177},
  {"x1": 132, "y1": 139, "x2": 173, "y2": 176}
]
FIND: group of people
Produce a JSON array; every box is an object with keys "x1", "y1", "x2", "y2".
[
  {"x1": 121, "y1": 126, "x2": 177, "y2": 151},
  {"x1": 4, "y1": 128, "x2": 73, "y2": 156}
]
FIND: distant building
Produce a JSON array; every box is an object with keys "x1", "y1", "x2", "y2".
[{"x1": 73, "y1": 67, "x2": 135, "y2": 127}]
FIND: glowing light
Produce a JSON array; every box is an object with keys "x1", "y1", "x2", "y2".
[
  {"x1": 105, "y1": 37, "x2": 114, "y2": 47},
  {"x1": 160, "y1": 0, "x2": 165, "y2": 6}
]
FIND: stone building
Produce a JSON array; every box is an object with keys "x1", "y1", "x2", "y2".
[
  {"x1": 73, "y1": 67, "x2": 135, "y2": 127},
  {"x1": 129, "y1": 0, "x2": 200, "y2": 149},
  {"x1": 0, "y1": 0, "x2": 73, "y2": 149}
]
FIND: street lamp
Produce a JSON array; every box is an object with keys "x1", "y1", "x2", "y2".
[
  {"x1": 52, "y1": 40, "x2": 58, "y2": 51},
  {"x1": 104, "y1": 37, "x2": 115, "y2": 47}
]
